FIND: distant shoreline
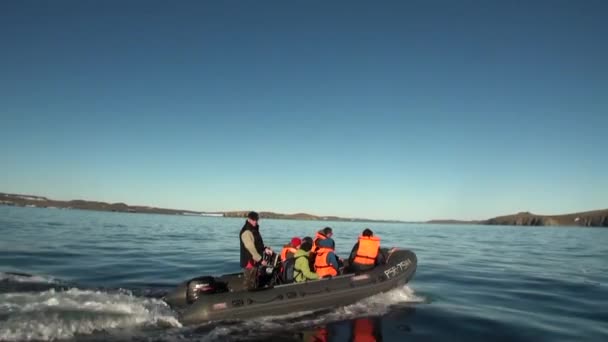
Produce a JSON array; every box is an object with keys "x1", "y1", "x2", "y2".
[
  {"x1": 427, "y1": 209, "x2": 608, "y2": 228},
  {"x1": 0, "y1": 192, "x2": 403, "y2": 224},
  {"x1": 2, "y1": 192, "x2": 606, "y2": 227}
]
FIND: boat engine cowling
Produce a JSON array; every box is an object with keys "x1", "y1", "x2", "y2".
[{"x1": 186, "y1": 276, "x2": 221, "y2": 303}]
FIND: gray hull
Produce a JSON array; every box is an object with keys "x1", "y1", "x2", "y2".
[{"x1": 164, "y1": 248, "x2": 417, "y2": 325}]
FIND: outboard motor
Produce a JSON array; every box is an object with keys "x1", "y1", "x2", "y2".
[
  {"x1": 257, "y1": 252, "x2": 282, "y2": 287},
  {"x1": 164, "y1": 275, "x2": 229, "y2": 307},
  {"x1": 186, "y1": 276, "x2": 220, "y2": 303}
]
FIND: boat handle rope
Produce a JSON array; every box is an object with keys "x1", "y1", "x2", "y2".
[
  {"x1": 245, "y1": 294, "x2": 287, "y2": 304},
  {"x1": 299, "y1": 287, "x2": 331, "y2": 297}
]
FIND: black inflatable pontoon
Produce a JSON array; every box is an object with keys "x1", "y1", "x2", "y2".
[{"x1": 164, "y1": 248, "x2": 416, "y2": 325}]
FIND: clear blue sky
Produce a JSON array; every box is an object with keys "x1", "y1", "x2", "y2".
[{"x1": 1, "y1": 1, "x2": 607, "y2": 221}]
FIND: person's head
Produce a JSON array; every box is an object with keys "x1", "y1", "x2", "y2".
[
  {"x1": 302, "y1": 236, "x2": 313, "y2": 246},
  {"x1": 317, "y1": 237, "x2": 335, "y2": 250},
  {"x1": 290, "y1": 237, "x2": 302, "y2": 248},
  {"x1": 247, "y1": 211, "x2": 259, "y2": 227},
  {"x1": 362, "y1": 228, "x2": 373, "y2": 237},
  {"x1": 321, "y1": 227, "x2": 333, "y2": 238},
  {"x1": 300, "y1": 236, "x2": 313, "y2": 251}
]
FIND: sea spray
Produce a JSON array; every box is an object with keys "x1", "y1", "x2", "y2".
[{"x1": 0, "y1": 288, "x2": 181, "y2": 341}]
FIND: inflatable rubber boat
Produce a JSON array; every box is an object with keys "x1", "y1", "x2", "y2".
[{"x1": 164, "y1": 248, "x2": 417, "y2": 325}]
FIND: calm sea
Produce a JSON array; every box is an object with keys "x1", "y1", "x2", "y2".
[{"x1": 0, "y1": 206, "x2": 606, "y2": 341}]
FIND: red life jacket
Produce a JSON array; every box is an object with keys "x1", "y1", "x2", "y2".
[
  {"x1": 311, "y1": 327, "x2": 328, "y2": 342},
  {"x1": 353, "y1": 318, "x2": 377, "y2": 342}
]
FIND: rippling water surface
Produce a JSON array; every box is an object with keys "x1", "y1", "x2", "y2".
[{"x1": 1, "y1": 206, "x2": 607, "y2": 341}]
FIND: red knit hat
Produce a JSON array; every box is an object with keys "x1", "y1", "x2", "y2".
[{"x1": 290, "y1": 237, "x2": 302, "y2": 247}]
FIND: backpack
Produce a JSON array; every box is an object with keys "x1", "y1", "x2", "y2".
[
  {"x1": 281, "y1": 257, "x2": 296, "y2": 284},
  {"x1": 281, "y1": 255, "x2": 310, "y2": 284}
]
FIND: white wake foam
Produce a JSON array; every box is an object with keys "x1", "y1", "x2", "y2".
[
  {"x1": 0, "y1": 272, "x2": 58, "y2": 284},
  {"x1": 0, "y1": 288, "x2": 181, "y2": 341}
]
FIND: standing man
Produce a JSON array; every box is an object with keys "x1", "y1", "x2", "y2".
[{"x1": 240, "y1": 211, "x2": 271, "y2": 289}]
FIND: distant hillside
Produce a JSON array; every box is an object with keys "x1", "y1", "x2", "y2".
[
  {"x1": 428, "y1": 209, "x2": 608, "y2": 227},
  {"x1": 484, "y1": 209, "x2": 608, "y2": 227},
  {"x1": 426, "y1": 219, "x2": 480, "y2": 224},
  {"x1": 220, "y1": 210, "x2": 399, "y2": 222},
  {"x1": 0, "y1": 192, "x2": 400, "y2": 223},
  {"x1": 222, "y1": 211, "x2": 320, "y2": 220},
  {"x1": 0, "y1": 192, "x2": 203, "y2": 216}
]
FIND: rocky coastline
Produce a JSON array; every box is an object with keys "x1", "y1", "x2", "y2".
[
  {"x1": 3, "y1": 192, "x2": 606, "y2": 227},
  {"x1": 428, "y1": 210, "x2": 608, "y2": 227},
  {"x1": 0, "y1": 192, "x2": 400, "y2": 223}
]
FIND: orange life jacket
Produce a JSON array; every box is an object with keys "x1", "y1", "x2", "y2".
[
  {"x1": 314, "y1": 247, "x2": 338, "y2": 277},
  {"x1": 280, "y1": 245, "x2": 297, "y2": 262},
  {"x1": 312, "y1": 232, "x2": 327, "y2": 253},
  {"x1": 353, "y1": 236, "x2": 380, "y2": 265},
  {"x1": 353, "y1": 318, "x2": 377, "y2": 342}
]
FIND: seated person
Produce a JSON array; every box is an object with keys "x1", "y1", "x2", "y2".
[
  {"x1": 294, "y1": 238, "x2": 320, "y2": 283},
  {"x1": 314, "y1": 237, "x2": 340, "y2": 278},
  {"x1": 280, "y1": 237, "x2": 301, "y2": 262},
  {"x1": 312, "y1": 227, "x2": 334, "y2": 253},
  {"x1": 348, "y1": 228, "x2": 385, "y2": 273}
]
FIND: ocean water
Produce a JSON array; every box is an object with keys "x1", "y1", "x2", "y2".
[{"x1": 0, "y1": 206, "x2": 607, "y2": 341}]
